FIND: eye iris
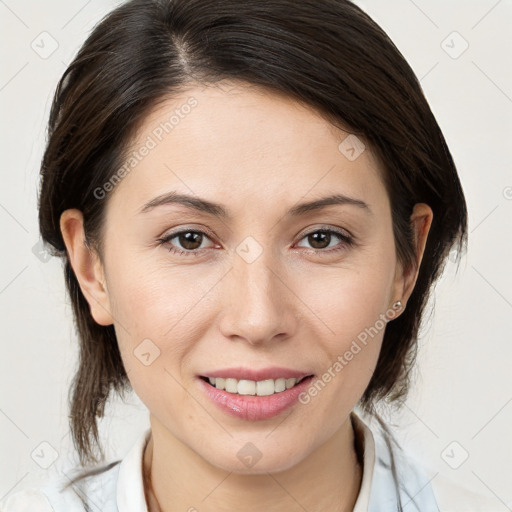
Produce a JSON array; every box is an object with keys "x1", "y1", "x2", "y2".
[
  {"x1": 309, "y1": 230, "x2": 331, "y2": 249},
  {"x1": 179, "y1": 231, "x2": 202, "y2": 250}
]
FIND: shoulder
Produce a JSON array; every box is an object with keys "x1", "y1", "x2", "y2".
[
  {"x1": 0, "y1": 428, "x2": 152, "y2": 512},
  {"x1": 352, "y1": 411, "x2": 504, "y2": 512},
  {"x1": 430, "y1": 471, "x2": 505, "y2": 511},
  {"x1": 392, "y1": 446, "x2": 503, "y2": 511},
  {"x1": 0, "y1": 461, "x2": 121, "y2": 512},
  {"x1": 0, "y1": 488, "x2": 55, "y2": 512}
]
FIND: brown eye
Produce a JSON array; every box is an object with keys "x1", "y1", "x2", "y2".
[
  {"x1": 296, "y1": 228, "x2": 353, "y2": 253},
  {"x1": 158, "y1": 229, "x2": 215, "y2": 256},
  {"x1": 307, "y1": 230, "x2": 332, "y2": 249},
  {"x1": 175, "y1": 231, "x2": 204, "y2": 250}
]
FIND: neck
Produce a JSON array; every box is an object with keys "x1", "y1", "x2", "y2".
[{"x1": 143, "y1": 413, "x2": 364, "y2": 512}]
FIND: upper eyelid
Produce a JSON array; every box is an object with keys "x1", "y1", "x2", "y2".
[
  {"x1": 160, "y1": 226, "x2": 217, "y2": 244},
  {"x1": 297, "y1": 225, "x2": 353, "y2": 239}
]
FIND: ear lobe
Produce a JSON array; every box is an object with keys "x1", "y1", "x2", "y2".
[{"x1": 60, "y1": 209, "x2": 114, "y2": 326}]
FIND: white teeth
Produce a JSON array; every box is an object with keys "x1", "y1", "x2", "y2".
[
  {"x1": 225, "y1": 378, "x2": 238, "y2": 393},
  {"x1": 285, "y1": 378, "x2": 297, "y2": 389},
  {"x1": 275, "y1": 378, "x2": 286, "y2": 392},
  {"x1": 238, "y1": 379, "x2": 256, "y2": 395},
  {"x1": 256, "y1": 379, "x2": 274, "y2": 396},
  {"x1": 206, "y1": 376, "x2": 309, "y2": 395}
]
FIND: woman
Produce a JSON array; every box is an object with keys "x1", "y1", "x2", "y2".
[{"x1": 0, "y1": 0, "x2": 500, "y2": 510}]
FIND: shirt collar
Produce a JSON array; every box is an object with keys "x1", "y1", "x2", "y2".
[
  {"x1": 351, "y1": 409, "x2": 376, "y2": 511},
  {"x1": 116, "y1": 428, "x2": 151, "y2": 512}
]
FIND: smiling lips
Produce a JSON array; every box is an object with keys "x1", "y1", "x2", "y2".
[
  {"x1": 198, "y1": 366, "x2": 315, "y2": 420},
  {"x1": 198, "y1": 368, "x2": 314, "y2": 421}
]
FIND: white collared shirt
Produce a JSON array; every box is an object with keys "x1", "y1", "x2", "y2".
[{"x1": 0, "y1": 411, "x2": 501, "y2": 511}]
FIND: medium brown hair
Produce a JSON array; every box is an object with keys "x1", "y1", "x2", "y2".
[{"x1": 38, "y1": 0, "x2": 467, "y2": 468}]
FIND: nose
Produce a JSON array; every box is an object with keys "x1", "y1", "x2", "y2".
[{"x1": 218, "y1": 252, "x2": 297, "y2": 346}]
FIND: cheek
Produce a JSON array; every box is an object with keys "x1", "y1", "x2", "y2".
[
  {"x1": 105, "y1": 257, "x2": 222, "y2": 386},
  {"x1": 107, "y1": 254, "x2": 214, "y2": 337},
  {"x1": 107, "y1": 266, "x2": 198, "y2": 416},
  {"x1": 298, "y1": 289, "x2": 389, "y2": 419},
  {"x1": 303, "y1": 246, "x2": 396, "y2": 401},
  {"x1": 314, "y1": 248, "x2": 396, "y2": 347}
]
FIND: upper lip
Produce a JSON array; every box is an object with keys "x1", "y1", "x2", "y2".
[{"x1": 200, "y1": 366, "x2": 314, "y2": 381}]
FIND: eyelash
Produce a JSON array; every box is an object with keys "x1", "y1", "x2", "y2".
[{"x1": 156, "y1": 227, "x2": 354, "y2": 257}]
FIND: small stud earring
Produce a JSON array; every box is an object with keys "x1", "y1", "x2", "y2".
[{"x1": 393, "y1": 300, "x2": 403, "y2": 309}]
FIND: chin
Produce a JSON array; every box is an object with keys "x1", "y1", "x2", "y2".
[{"x1": 203, "y1": 442, "x2": 307, "y2": 475}]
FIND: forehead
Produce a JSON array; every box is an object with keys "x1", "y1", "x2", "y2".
[{"x1": 107, "y1": 81, "x2": 388, "y2": 217}]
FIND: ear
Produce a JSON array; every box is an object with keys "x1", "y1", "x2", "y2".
[
  {"x1": 60, "y1": 209, "x2": 113, "y2": 326},
  {"x1": 392, "y1": 203, "x2": 433, "y2": 312}
]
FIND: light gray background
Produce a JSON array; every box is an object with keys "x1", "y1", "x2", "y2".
[{"x1": 1, "y1": 0, "x2": 511, "y2": 507}]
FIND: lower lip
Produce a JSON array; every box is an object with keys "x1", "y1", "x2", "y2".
[{"x1": 198, "y1": 376, "x2": 315, "y2": 421}]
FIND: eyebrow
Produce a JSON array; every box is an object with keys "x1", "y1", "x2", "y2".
[{"x1": 139, "y1": 191, "x2": 372, "y2": 217}]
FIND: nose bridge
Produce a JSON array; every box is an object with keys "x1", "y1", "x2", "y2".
[
  {"x1": 219, "y1": 238, "x2": 295, "y2": 344},
  {"x1": 237, "y1": 245, "x2": 276, "y2": 305}
]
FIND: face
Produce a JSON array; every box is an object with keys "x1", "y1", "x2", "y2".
[{"x1": 64, "y1": 81, "x2": 430, "y2": 474}]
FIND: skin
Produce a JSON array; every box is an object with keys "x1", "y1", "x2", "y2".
[{"x1": 60, "y1": 80, "x2": 433, "y2": 512}]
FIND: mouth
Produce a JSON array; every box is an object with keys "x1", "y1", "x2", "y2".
[
  {"x1": 198, "y1": 373, "x2": 317, "y2": 421},
  {"x1": 199, "y1": 374, "x2": 315, "y2": 397}
]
